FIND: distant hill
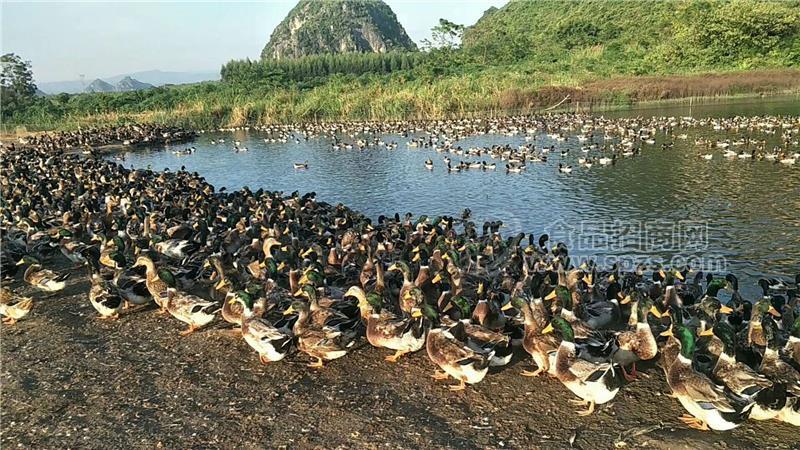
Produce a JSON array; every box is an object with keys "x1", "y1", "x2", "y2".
[
  {"x1": 39, "y1": 70, "x2": 220, "y2": 94},
  {"x1": 84, "y1": 79, "x2": 115, "y2": 93},
  {"x1": 461, "y1": 0, "x2": 800, "y2": 71},
  {"x1": 261, "y1": 0, "x2": 416, "y2": 59},
  {"x1": 115, "y1": 76, "x2": 154, "y2": 92}
]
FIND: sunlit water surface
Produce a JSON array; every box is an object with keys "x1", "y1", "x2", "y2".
[{"x1": 112, "y1": 97, "x2": 800, "y2": 299}]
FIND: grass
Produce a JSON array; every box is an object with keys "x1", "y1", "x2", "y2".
[{"x1": 6, "y1": 68, "x2": 799, "y2": 134}]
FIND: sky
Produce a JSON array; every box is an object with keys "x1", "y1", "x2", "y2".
[{"x1": 1, "y1": 0, "x2": 506, "y2": 83}]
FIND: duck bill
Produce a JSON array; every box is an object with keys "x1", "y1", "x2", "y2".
[
  {"x1": 544, "y1": 289, "x2": 557, "y2": 301},
  {"x1": 500, "y1": 301, "x2": 514, "y2": 311},
  {"x1": 411, "y1": 308, "x2": 423, "y2": 318},
  {"x1": 768, "y1": 306, "x2": 781, "y2": 318},
  {"x1": 660, "y1": 328, "x2": 673, "y2": 337},
  {"x1": 431, "y1": 273, "x2": 442, "y2": 284},
  {"x1": 649, "y1": 305, "x2": 662, "y2": 318},
  {"x1": 719, "y1": 305, "x2": 734, "y2": 314},
  {"x1": 541, "y1": 323, "x2": 554, "y2": 334},
  {"x1": 620, "y1": 295, "x2": 632, "y2": 305},
  {"x1": 674, "y1": 270, "x2": 685, "y2": 282},
  {"x1": 698, "y1": 328, "x2": 714, "y2": 337},
  {"x1": 283, "y1": 305, "x2": 295, "y2": 316},
  {"x1": 412, "y1": 252, "x2": 421, "y2": 262}
]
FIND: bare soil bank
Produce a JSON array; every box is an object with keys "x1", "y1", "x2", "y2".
[
  {"x1": 1, "y1": 273, "x2": 797, "y2": 449},
  {"x1": 497, "y1": 70, "x2": 800, "y2": 111}
]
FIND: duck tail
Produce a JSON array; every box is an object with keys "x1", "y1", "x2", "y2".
[{"x1": 54, "y1": 272, "x2": 71, "y2": 282}]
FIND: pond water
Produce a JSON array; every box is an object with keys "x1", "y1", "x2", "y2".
[{"x1": 111, "y1": 96, "x2": 800, "y2": 299}]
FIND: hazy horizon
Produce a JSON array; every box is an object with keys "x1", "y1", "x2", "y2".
[{"x1": 1, "y1": 0, "x2": 505, "y2": 83}]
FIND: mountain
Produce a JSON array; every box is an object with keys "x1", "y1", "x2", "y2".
[
  {"x1": 261, "y1": 0, "x2": 416, "y2": 60},
  {"x1": 39, "y1": 70, "x2": 219, "y2": 94},
  {"x1": 115, "y1": 76, "x2": 154, "y2": 92},
  {"x1": 84, "y1": 79, "x2": 115, "y2": 93},
  {"x1": 461, "y1": 0, "x2": 800, "y2": 71}
]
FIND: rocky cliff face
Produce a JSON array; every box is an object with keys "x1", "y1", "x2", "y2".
[{"x1": 261, "y1": 0, "x2": 417, "y2": 59}]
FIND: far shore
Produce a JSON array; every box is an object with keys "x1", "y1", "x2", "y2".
[{"x1": 3, "y1": 69, "x2": 799, "y2": 136}]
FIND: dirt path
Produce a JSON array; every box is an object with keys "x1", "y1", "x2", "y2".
[{"x1": 1, "y1": 274, "x2": 797, "y2": 449}]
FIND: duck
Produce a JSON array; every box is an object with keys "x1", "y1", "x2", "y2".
[
  {"x1": 293, "y1": 161, "x2": 308, "y2": 169},
  {"x1": 284, "y1": 300, "x2": 355, "y2": 368},
  {"x1": 113, "y1": 264, "x2": 151, "y2": 309},
  {"x1": 154, "y1": 239, "x2": 200, "y2": 261},
  {"x1": 222, "y1": 289, "x2": 266, "y2": 329},
  {"x1": 784, "y1": 316, "x2": 800, "y2": 369},
  {"x1": 132, "y1": 255, "x2": 177, "y2": 313},
  {"x1": 510, "y1": 296, "x2": 558, "y2": 377},
  {"x1": 611, "y1": 295, "x2": 661, "y2": 381},
  {"x1": 759, "y1": 316, "x2": 800, "y2": 397},
  {"x1": 163, "y1": 288, "x2": 219, "y2": 336},
  {"x1": 424, "y1": 159, "x2": 434, "y2": 170},
  {"x1": 347, "y1": 286, "x2": 428, "y2": 362},
  {"x1": 0, "y1": 287, "x2": 34, "y2": 325},
  {"x1": 759, "y1": 315, "x2": 800, "y2": 426},
  {"x1": 16, "y1": 256, "x2": 70, "y2": 293},
  {"x1": 541, "y1": 317, "x2": 620, "y2": 415},
  {"x1": 710, "y1": 320, "x2": 785, "y2": 421},
  {"x1": 426, "y1": 318, "x2": 494, "y2": 391},
  {"x1": 558, "y1": 163, "x2": 572, "y2": 173},
  {"x1": 446, "y1": 295, "x2": 512, "y2": 367},
  {"x1": 387, "y1": 261, "x2": 417, "y2": 314},
  {"x1": 240, "y1": 292, "x2": 293, "y2": 364},
  {"x1": 86, "y1": 258, "x2": 123, "y2": 320},
  {"x1": 662, "y1": 323, "x2": 752, "y2": 430}
]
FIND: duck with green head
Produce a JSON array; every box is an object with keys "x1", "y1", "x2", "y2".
[
  {"x1": 663, "y1": 322, "x2": 752, "y2": 430},
  {"x1": 749, "y1": 297, "x2": 782, "y2": 347},
  {"x1": 541, "y1": 316, "x2": 620, "y2": 415},
  {"x1": 545, "y1": 284, "x2": 594, "y2": 339},
  {"x1": 710, "y1": 320, "x2": 785, "y2": 421},
  {"x1": 445, "y1": 295, "x2": 512, "y2": 368},
  {"x1": 346, "y1": 285, "x2": 429, "y2": 363}
]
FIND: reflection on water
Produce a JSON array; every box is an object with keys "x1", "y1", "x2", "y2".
[{"x1": 112, "y1": 99, "x2": 800, "y2": 299}]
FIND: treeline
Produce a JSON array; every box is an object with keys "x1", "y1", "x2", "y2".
[{"x1": 221, "y1": 52, "x2": 426, "y2": 86}]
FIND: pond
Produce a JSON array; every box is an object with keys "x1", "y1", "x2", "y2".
[{"x1": 111, "y1": 96, "x2": 800, "y2": 299}]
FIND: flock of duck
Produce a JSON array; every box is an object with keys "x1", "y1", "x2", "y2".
[
  {"x1": 176, "y1": 114, "x2": 800, "y2": 175},
  {"x1": 2, "y1": 116, "x2": 799, "y2": 433},
  {"x1": 17, "y1": 124, "x2": 195, "y2": 153}
]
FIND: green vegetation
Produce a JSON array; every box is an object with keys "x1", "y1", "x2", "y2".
[
  {"x1": 221, "y1": 52, "x2": 426, "y2": 87},
  {"x1": 4, "y1": 0, "x2": 800, "y2": 131},
  {"x1": 1, "y1": 53, "x2": 38, "y2": 120}
]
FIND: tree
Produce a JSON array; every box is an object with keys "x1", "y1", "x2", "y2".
[
  {"x1": 422, "y1": 19, "x2": 465, "y2": 50},
  {"x1": 1, "y1": 53, "x2": 38, "y2": 119}
]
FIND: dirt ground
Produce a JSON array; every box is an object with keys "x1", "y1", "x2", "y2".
[{"x1": 2, "y1": 270, "x2": 798, "y2": 449}]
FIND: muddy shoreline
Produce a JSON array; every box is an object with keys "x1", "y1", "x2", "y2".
[{"x1": 1, "y1": 268, "x2": 797, "y2": 449}]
